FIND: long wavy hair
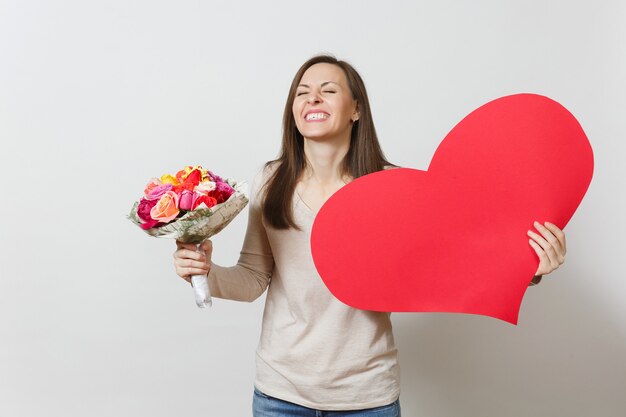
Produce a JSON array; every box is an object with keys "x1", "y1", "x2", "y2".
[{"x1": 262, "y1": 54, "x2": 395, "y2": 230}]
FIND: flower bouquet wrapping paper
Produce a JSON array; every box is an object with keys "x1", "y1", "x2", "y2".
[{"x1": 127, "y1": 165, "x2": 248, "y2": 308}]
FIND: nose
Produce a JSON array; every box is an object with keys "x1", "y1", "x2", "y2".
[{"x1": 306, "y1": 93, "x2": 321, "y2": 104}]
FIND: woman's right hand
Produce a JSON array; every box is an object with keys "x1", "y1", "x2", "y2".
[{"x1": 173, "y1": 240, "x2": 213, "y2": 284}]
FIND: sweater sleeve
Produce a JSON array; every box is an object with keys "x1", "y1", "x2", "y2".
[{"x1": 206, "y1": 167, "x2": 274, "y2": 302}]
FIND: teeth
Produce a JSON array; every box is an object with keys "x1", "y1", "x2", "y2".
[{"x1": 306, "y1": 113, "x2": 329, "y2": 121}]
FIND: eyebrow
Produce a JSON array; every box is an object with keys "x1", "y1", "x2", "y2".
[{"x1": 297, "y1": 81, "x2": 340, "y2": 88}]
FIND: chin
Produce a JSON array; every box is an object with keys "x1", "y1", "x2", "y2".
[{"x1": 301, "y1": 130, "x2": 330, "y2": 140}]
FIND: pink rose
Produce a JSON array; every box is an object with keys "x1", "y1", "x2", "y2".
[
  {"x1": 179, "y1": 190, "x2": 199, "y2": 211},
  {"x1": 143, "y1": 178, "x2": 162, "y2": 199},
  {"x1": 145, "y1": 183, "x2": 173, "y2": 201},
  {"x1": 207, "y1": 170, "x2": 223, "y2": 183}
]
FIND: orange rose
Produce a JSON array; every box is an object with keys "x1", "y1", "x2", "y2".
[
  {"x1": 150, "y1": 191, "x2": 180, "y2": 223},
  {"x1": 175, "y1": 168, "x2": 187, "y2": 183}
]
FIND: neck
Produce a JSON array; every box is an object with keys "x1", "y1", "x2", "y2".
[{"x1": 301, "y1": 133, "x2": 351, "y2": 185}]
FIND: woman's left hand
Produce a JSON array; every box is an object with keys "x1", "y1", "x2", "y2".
[{"x1": 527, "y1": 221, "x2": 567, "y2": 277}]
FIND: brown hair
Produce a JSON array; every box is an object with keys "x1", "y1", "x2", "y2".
[{"x1": 262, "y1": 54, "x2": 395, "y2": 230}]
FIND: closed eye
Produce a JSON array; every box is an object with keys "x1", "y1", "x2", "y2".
[{"x1": 297, "y1": 90, "x2": 336, "y2": 96}]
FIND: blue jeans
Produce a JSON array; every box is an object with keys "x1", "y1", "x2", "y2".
[{"x1": 252, "y1": 387, "x2": 401, "y2": 417}]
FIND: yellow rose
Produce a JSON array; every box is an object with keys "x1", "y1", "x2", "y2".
[{"x1": 161, "y1": 174, "x2": 179, "y2": 185}]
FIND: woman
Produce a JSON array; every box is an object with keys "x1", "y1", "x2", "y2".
[{"x1": 173, "y1": 54, "x2": 566, "y2": 416}]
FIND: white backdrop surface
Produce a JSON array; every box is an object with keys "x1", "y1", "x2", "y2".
[{"x1": 1, "y1": 1, "x2": 624, "y2": 416}]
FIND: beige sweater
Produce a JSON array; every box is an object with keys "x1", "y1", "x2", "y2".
[{"x1": 207, "y1": 164, "x2": 400, "y2": 410}]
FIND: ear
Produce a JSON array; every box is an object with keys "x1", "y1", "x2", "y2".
[{"x1": 352, "y1": 103, "x2": 360, "y2": 121}]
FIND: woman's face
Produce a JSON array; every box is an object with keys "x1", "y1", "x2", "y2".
[{"x1": 292, "y1": 63, "x2": 359, "y2": 142}]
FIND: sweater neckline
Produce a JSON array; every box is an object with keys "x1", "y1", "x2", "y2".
[{"x1": 294, "y1": 191, "x2": 317, "y2": 219}]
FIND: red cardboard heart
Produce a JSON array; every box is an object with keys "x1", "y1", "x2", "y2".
[{"x1": 311, "y1": 93, "x2": 593, "y2": 324}]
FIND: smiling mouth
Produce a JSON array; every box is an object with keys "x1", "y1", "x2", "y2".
[{"x1": 305, "y1": 112, "x2": 330, "y2": 121}]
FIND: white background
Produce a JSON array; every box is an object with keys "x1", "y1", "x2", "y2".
[{"x1": 1, "y1": 1, "x2": 624, "y2": 416}]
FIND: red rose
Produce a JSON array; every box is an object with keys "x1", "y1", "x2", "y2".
[
  {"x1": 137, "y1": 198, "x2": 158, "y2": 222},
  {"x1": 193, "y1": 194, "x2": 217, "y2": 210},
  {"x1": 184, "y1": 169, "x2": 202, "y2": 187},
  {"x1": 140, "y1": 218, "x2": 161, "y2": 230},
  {"x1": 210, "y1": 181, "x2": 235, "y2": 204}
]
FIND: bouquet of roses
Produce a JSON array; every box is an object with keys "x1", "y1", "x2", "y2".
[{"x1": 127, "y1": 165, "x2": 248, "y2": 308}]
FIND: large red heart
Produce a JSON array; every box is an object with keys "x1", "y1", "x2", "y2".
[{"x1": 311, "y1": 93, "x2": 593, "y2": 324}]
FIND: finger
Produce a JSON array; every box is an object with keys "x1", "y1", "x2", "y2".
[
  {"x1": 174, "y1": 249, "x2": 207, "y2": 262},
  {"x1": 175, "y1": 243, "x2": 198, "y2": 261},
  {"x1": 176, "y1": 241, "x2": 197, "y2": 251},
  {"x1": 184, "y1": 267, "x2": 209, "y2": 275},
  {"x1": 527, "y1": 229, "x2": 560, "y2": 267},
  {"x1": 179, "y1": 267, "x2": 209, "y2": 282},
  {"x1": 544, "y1": 222, "x2": 567, "y2": 256},
  {"x1": 174, "y1": 248, "x2": 201, "y2": 261},
  {"x1": 201, "y1": 240, "x2": 213, "y2": 259},
  {"x1": 175, "y1": 258, "x2": 208, "y2": 269},
  {"x1": 177, "y1": 261, "x2": 210, "y2": 274},
  {"x1": 528, "y1": 239, "x2": 549, "y2": 275},
  {"x1": 533, "y1": 221, "x2": 563, "y2": 254},
  {"x1": 534, "y1": 222, "x2": 565, "y2": 264}
]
